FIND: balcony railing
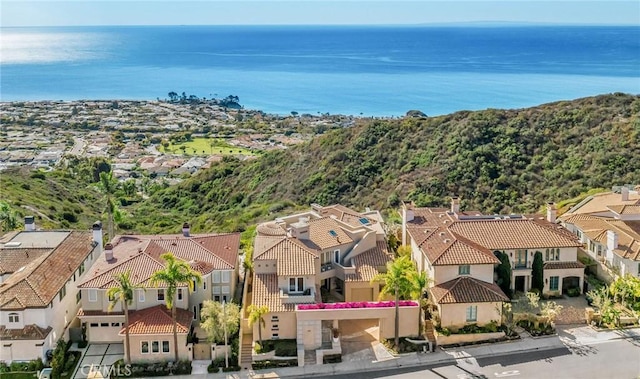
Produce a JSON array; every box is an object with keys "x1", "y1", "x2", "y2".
[
  {"x1": 280, "y1": 287, "x2": 315, "y2": 304},
  {"x1": 321, "y1": 262, "x2": 334, "y2": 272}
]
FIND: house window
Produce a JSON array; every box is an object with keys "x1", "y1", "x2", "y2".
[
  {"x1": 193, "y1": 306, "x2": 197, "y2": 320},
  {"x1": 59, "y1": 284, "x2": 66, "y2": 301},
  {"x1": 8, "y1": 313, "x2": 19, "y2": 323},
  {"x1": 545, "y1": 249, "x2": 549, "y2": 261},
  {"x1": 79, "y1": 262, "x2": 85, "y2": 275},
  {"x1": 555, "y1": 249, "x2": 560, "y2": 261},
  {"x1": 152, "y1": 341, "x2": 159, "y2": 353},
  {"x1": 192, "y1": 281, "x2": 197, "y2": 293},
  {"x1": 162, "y1": 341, "x2": 170, "y2": 353},
  {"x1": 222, "y1": 271, "x2": 230, "y2": 283},
  {"x1": 100, "y1": 323, "x2": 109, "y2": 327},
  {"x1": 199, "y1": 303, "x2": 203, "y2": 320},
  {"x1": 334, "y1": 250, "x2": 340, "y2": 263},
  {"x1": 177, "y1": 288, "x2": 183, "y2": 301},
  {"x1": 550, "y1": 276, "x2": 559, "y2": 291},
  {"x1": 458, "y1": 265, "x2": 470, "y2": 275},
  {"x1": 515, "y1": 250, "x2": 527, "y2": 268},
  {"x1": 222, "y1": 286, "x2": 230, "y2": 294},
  {"x1": 141, "y1": 341, "x2": 149, "y2": 354},
  {"x1": 213, "y1": 287, "x2": 221, "y2": 294},
  {"x1": 76, "y1": 291, "x2": 82, "y2": 304},
  {"x1": 214, "y1": 295, "x2": 220, "y2": 302},
  {"x1": 138, "y1": 290, "x2": 145, "y2": 303},
  {"x1": 203, "y1": 281, "x2": 207, "y2": 290},
  {"x1": 111, "y1": 323, "x2": 120, "y2": 327},
  {"x1": 157, "y1": 289, "x2": 165, "y2": 301},
  {"x1": 466, "y1": 306, "x2": 477, "y2": 322},
  {"x1": 88, "y1": 289, "x2": 97, "y2": 302},
  {"x1": 289, "y1": 277, "x2": 304, "y2": 293},
  {"x1": 213, "y1": 271, "x2": 221, "y2": 283},
  {"x1": 222, "y1": 295, "x2": 228, "y2": 302}
]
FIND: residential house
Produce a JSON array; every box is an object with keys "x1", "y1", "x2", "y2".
[
  {"x1": 402, "y1": 199, "x2": 583, "y2": 329},
  {"x1": 76, "y1": 225, "x2": 240, "y2": 362},
  {"x1": 249, "y1": 204, "x2": 418, "y2": 362},
  {"x1": 0, "y1": 218, "x2": 101, "y2": 362},
  {"x1": 559, "y1": 185, "x2": 640, "y2": 279}
]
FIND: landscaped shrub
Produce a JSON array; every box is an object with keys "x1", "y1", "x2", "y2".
[
  {"x1": 112, "y1": 359, "x2": 191, "y2": 377},
  {"x1": 0, "y1": 362, "x2": 9, "y2": 373},
  {"x1": 516, "y1": 320, "x2": 555, "y2": 337},
  {"x1": 251, "y1": 359, "x2": 298, "y2": 370},
  {"x1": 274, "y1": 340, "x2": 297, "y2": 357},
  {"x1": 567, "y1": 287, "x2": 580, "y2": 297}
]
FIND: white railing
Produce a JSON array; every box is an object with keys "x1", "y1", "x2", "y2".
[{"x1": 280, "y1": 287, "x2": 316, "y2": 304}]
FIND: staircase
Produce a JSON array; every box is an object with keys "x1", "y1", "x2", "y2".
[
  {"x1": 424, "y1": 320, "x2": 436, "y2": 348},
  {"x1": 304, "y1": 350, "x2": 316, "y2": 366},
  {"x1": 240, "y1": 333, "x2": 253, "y2": 369}
]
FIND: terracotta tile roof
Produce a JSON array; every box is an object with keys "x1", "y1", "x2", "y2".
[
  {"x1": 308, "y1": 217, "x2": 353, "y2": 250},
  {"x1": 608, "y1": 205, "x2": 640, "y2": 215},
  {"x1": 251, "y1": 274, "x2": 295, "y2": 313},
  {"x1": 345, "y1": 241, "x2": 393, "y2": 282},
  {"x1": 429, "y1": 277, "x2": 508, "y2": 304},
  {"x1": 254, "y1": 236, "x2": 286, "y2": 257},
  {"x1": 449, "y1": 219, "x2": 582, "y2": 250},
  {"x1": 564, "y1": 191, "x2": 640, "y2": 215},
  {"x1": 407, "y1": 226, "x2": 499, "y2": 266},
  {"x1": 0, "y1": 248, "x2": 51, "y2": 275},
  {"x1": 562, "y1": 215, "x2": 640, "y2": 261},
  {"x1": 255, "y1": 238, "x2": 317, "y2": 276},
  {"x1": 256, "y1": 222, "x2": 287, "y2": 237},
  {"x1": 0, "y1": 232, "x2": 95, "y2": 310},
  {"x1": 0, "y1": 324, "x2": 52, "y2": 340},
  {"x1": 78, "y1": 309, "x2": 124, "y2": 317},
  {"x1": 432, "y1": 237, "x2": 500, "y2": 266},
  {"x1": 544, "y1": 261, "x2": 585, "y2": 270},
  {"x1": 316, "y1": 204, "x2": 378, "y2": 227},
  {"x1": 78, "y1": 253, "x2": 165, "y2": 289},
  {"x1": 121, "y1": 305, "x2": 192, "y2": 335},
  {"x1": 406, "y1": 226, "x2": 437, "y2": 248}
]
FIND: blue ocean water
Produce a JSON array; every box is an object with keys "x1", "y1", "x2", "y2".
[{"x1": 1, "y1": 25, "x2": 639, "y2": 116}]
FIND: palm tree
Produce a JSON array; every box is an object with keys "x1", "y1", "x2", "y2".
[
  {"x1": 99, "y1": 171, "x2": 118, "y2": 241},
  {"x1": 150, "y1": 252, "x2": 202, "y2": 362},
  {"x1": 410, "y1": 270, "x2": 430, "y2": 337},
  {"x1": 371, "y1": 255, "x2": 416, "y2": 349},
  {"x1": 247, "y1": 305, "x2": 269, "y2": 350},
  {"x1": 106, "y1": 271, "x2": 141, "y2": 365}
]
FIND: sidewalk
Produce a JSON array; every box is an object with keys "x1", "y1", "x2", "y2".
[{"x1": 169, "y1": 325, "x2": 640, "y2": 379}]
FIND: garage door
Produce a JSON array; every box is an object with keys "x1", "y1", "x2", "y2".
[{"x1": 350, "y1": 288, "x2": 373, "y2": 302}]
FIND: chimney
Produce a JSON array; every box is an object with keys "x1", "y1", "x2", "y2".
[
  {"x1": 451, "y1": 197, "x2": 460, "y2": 213},
  {"x1": 24, "y1": 216, "x2": 35, "y2": 231},
  {"x1": 546, "y1": 203, "x2": 557, "y2": 223},
  {"x1": 182, "y1": 222, "x2": 190, "y2": 237},
  {"x1": 104, "y1": 243, "x2": 114, "y2": 262},
  {"x1": 291, "y1": 217, "x2": 309, "y2": 240},
  {"x1": 92, "y1": 221, "x2": 103, "y2": 246},
  {"x1": 621, "y1": 186, "x2": 629, "y2": 202},
  {"x1": 606, "y1": 230, "x2": 618, "y2": 251},
  {"x1": 401, "y1": 201, "x2": 414, "y2": 246}
]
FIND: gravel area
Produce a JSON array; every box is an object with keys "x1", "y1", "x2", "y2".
[{"x1": 549, "y1": 296, "x2": 589, "y2": 325}]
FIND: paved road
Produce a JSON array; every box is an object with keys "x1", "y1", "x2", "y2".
[
  {"x1": 324, "y1": 338, "x2": 640, "y2": 379},
  {"x1": 69, "y1": 137, "x2": 85, "y2": 155}
]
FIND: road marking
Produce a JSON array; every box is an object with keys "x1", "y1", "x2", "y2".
[{"x1": 494, "y1": 370, "x2": 520, "y2": 377}]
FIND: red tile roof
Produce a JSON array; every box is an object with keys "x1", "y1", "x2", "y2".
[
  {"x1": 0, "y1": 232, "x2": 95, "y2": 310},
  {"x1": 255, "y1": 238, "x2": 317, "y2": 276},
  {"x1": 251, "y1": 274, "x2": 295, "y2": 313},
  {"x1": 544, "y1": 261, "x2": 585, "y2": 270},
  {"x1": 0, "y1": 248, "x2": 51, "y2": 275},
  {"x1": 429, "y1": 277, "x2": 508, "y2": 304},
  {"x1": 345, "y1": 241, "x2": 394, "y2": 282},
  {"x1": 308, "y1": 218, "x2": 353, "y2": 250},
  {"x1": 120, "y1": 305, "x2": 192, "y2": 335},
  {"x1": 0, "y1": 324, "x2": 52, "y2": 340}
]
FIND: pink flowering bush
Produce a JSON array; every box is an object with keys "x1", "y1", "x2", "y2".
[{"x1": 298, "y1": 300, "x2": 418, "y2": 310}]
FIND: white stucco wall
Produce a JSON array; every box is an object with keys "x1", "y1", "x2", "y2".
[
  {"x1": 434, "y1": 264, "x2": 494, "y2": 284},
  {"x1": 438, "y1": 302, "x2": 502, "y2": 329}
]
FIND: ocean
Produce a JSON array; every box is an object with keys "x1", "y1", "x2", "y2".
[{"x1": 1, "y1": 25, "x2": 639, "y2": 116}]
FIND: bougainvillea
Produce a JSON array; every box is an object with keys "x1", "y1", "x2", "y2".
[{"x1": 298, "y1": 300, "x2": 418, "y2": 310}]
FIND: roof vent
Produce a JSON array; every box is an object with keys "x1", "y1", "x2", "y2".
[
  {"x1": 104, "y1": 243, "x2": 114, "y2": 262},
  {"x1": 4, "y1": 242, "x2": 22, "y2": 248},
  {"x1": 439, "y1": 232, "x2": 445, "y2": 236},
  {"x1": 444, "y1": 239, "x2": 451, "y2": 243},
  {"x1": 439, "y1": 214, "x2": 444, "y2": 218}
]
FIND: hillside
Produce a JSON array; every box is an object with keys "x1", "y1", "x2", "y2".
[
  {"x1": 130, "y1": 93, "x2": 640, "y2": 233},
  {"x1": 1, "y1": 93, "x2": 637, "y2": 234}
]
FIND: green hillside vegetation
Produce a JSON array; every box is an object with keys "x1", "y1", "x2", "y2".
[
  {"x1": 129, "y1": 93, "x2": 640, "y2": 233},
  {"x1": 160, "y1": 137, "x2": 255, "y2": 156},
  {"x1": 1, "y1": 93, "x2": 638, "y2": 235}
]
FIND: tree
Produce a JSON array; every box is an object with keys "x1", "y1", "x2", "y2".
[
  {"x1": 106, "y1": 271, "x2": 141, "y2": 365},
  {"x1": 540, "y1": 301, "x2": 563, "y2": 328},
  {"x1": 99, "y1": 170, "x2": 118, "y2": 241},
  {"x1": 531, "y1": 251, "x2": 544, "y2": 293},
  {"x1": 168, "y1": 91, "x2": 178, "y2": 102},
  {"x1": 0, "y1": 201, "x2": 19, "y2": 232},
  {"x1": 247, "y1": 305, "x2": 269, "y2": 350},
  {"x1": 150, "y1": 252, "x2": 202, "y2": 362},
  {"x1": 396, "y1": 245, "x2": 412, "y2": 258},
  {"x1": 495, "y1": 251, "x2": 512, "y2": 298},
  {"x1": 122, "y1": 180, "x2": 137, "y2": 197},
  {"x1": 200, "y1": 300, "x2": 240, "y2": 344},
  {"x1": 371, "y1": 255, "x2": 416, "y2": 349},
  {"x1": 50, "y1": 339, "x2": 68, "y2": 379},
  {"x1": 410, "y1": 269, "x2": 431, "y2": 337}
]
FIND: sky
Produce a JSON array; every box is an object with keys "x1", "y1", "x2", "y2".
[{"x1": 1, "y1": 0, "x2": 639, "y2": 27}]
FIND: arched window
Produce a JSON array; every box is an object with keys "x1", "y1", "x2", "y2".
[{"x1": 8, "y1": 313, "x2": 19, "y2": 323}]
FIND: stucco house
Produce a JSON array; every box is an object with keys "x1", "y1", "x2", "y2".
[
  {"x1": 248, "y1": 204, "x2": 418, "y2": 365},
  {"x1": 402, "y1": 199, "x2": 584, "y2": 329},
  {"x1": 0, "y1": 218, "x2": 101, "y2": 363},
  {"x1": 76, "y1": 225, "x2": 240, "y2": 362},
  {"x1": 559, "y1": 186, "x2": 640, "y2": 279}
]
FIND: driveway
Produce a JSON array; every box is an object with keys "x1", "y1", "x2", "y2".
[
  {"x1": 74, "y1": 343, "x2": 124, "y2": 379},
  {"x1": 339, "y1": 319, "x2": 394, "y2": 363},
  {"x1": 548, "y1": 295, "x2": 589, "y2": 325}
]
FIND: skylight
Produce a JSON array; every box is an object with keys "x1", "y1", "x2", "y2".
[
  {"x1": 359, "y1": 217, "x2": 369, "y2": 225},
  {"x1": 328, "y1": 230, "x2": 338, "y2": 237}
]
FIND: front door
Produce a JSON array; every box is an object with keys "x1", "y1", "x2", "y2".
[
  {"x1": 193, "y1": 343, "x2": 211, "y2": 360},
  {"x1": 515, "y1": 276, "x2": 526, "y2": 293}
]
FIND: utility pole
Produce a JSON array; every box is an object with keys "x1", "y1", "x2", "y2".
[{"x1": 223, "y1": 300, "x2": 229, "y2": 369}]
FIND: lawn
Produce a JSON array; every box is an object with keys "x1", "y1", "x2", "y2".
[
  {"x1": 160, "y1": 138, "x2": 254, "y2": 156},
  {"x1": 0, "y1": 373, "x2": 37, "y2": 379}
]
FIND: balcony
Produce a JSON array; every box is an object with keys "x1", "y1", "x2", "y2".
[{"x1": 280, "y1": 287, "x2": 316, "y2": 304}]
